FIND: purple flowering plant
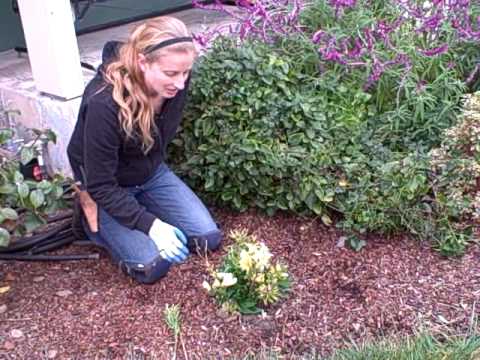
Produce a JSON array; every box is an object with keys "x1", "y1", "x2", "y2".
[{"x1": 193, "y1": 0, "x2": 479, "y2": 91}]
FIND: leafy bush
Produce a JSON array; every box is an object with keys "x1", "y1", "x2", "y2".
[
  {"x1": 202, "y1": 229, "x2": 290, "y2": 314},
  {"x1": 0, "y1": 123, "x2": 67, "y2": 246},
  {"x1": 170, "y1": 0, "x2": 480, "y2": 254}
]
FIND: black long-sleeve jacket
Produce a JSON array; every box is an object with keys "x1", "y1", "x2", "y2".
[{"x1": 67, "y1": 41, "x2": 190, "y2": 234}]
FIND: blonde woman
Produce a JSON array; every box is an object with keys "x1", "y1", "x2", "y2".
[{"x1": 67, "y1": 17, "x2": 221, "y2": 283}]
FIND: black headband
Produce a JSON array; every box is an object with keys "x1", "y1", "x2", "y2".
[{"x1": 144, "y1": 37, "x2": 193, "y2": 54}]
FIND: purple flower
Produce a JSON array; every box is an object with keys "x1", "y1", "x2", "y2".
[
  {"x1": 329, "y1": 0, "x2": 357, "y2": 7},
  {"x1": 421, "y1": 14, "x2": 443, "y2": 32},
  {"x1": 420, "y1": 44, "x2": 449, "y2": 57},
  {"x1": 416, "y1": 80, "x2": 427, "y2": 92},
  {"x1": 312, "y1": 30, "x2": 326, "y2": 44},
  {"x1": 321, "y1": 49, "x2": 344, "y2": 62}
]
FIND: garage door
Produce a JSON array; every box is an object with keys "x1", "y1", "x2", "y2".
[{"x1": 0, "y1": 1, "x2": 192, "y2": 52}]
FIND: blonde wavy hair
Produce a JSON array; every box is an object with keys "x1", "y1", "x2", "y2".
[{"x1": 104, "y1": 17, "x2": 196, "y2": 153}]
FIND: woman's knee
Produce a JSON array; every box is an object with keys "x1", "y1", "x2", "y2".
[
  {"x1": 120, "y1": 256, "x2": 172, "y2": 284},
  {"x1": 188, "y1": 229, "x2": 222, "y2": 253}
]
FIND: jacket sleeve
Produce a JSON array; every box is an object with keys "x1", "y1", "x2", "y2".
[{"x1": 82, "y1": 97, "x2": 156, "y2": 234}]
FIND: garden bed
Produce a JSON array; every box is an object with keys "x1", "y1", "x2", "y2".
[{"x1": 0, "y1": 208, "x2": 478, "y2": 358}]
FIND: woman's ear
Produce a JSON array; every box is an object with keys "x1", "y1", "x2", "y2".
[{"x1": 137, "y1": 53, "x2": 147, "y2": 73}]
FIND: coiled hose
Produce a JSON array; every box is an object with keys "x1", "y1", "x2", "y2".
[{"x1": 0, "y1": 210, "x2": 99, "y2": 261}]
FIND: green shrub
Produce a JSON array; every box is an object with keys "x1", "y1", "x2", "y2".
[
  {"x1": 0, "y1": 125, "x2": 67, "y2": 246},
  {"x1": 170, "y1": 1, "x2": 479, "y2": 254}
]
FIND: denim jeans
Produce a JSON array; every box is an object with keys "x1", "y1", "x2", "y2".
[{"x1": 83, "y1": 163, "x2": 221, "y2": 284}]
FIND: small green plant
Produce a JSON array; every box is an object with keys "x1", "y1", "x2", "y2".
[
  {"x1": 0, "y1": 124, "x2": 66, "y2": 247},
  {"x1": 163, "y1": 304, "x2": 188, "y2": 360},
  {"x1": 203, "y1": 229, "x2": 291, "y2": 315}
]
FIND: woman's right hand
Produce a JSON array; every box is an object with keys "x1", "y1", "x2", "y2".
[{"x1": 148, "y1": 219, "x2": 189, "y2": 263}]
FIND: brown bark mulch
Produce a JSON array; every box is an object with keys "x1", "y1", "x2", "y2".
[{"x1": 0, "y1": 208, "x2": 479, "y2": 359}]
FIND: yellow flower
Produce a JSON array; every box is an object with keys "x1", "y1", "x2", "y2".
[
  {"x1": 254, "y1": 273, "x2": 265, "y2": 283},
  {"x1": 212, "y1": 279, "x2": 221, "y2": 289},
  {"x1": 239, "y1": 250, "x2": 253, "y2": 272}
]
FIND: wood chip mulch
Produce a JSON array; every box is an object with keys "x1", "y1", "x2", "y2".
[{"x1": 0, "y1": 208, "x2": 479, "y2": 359}]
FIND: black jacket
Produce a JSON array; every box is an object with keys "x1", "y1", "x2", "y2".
[{"x1": 67, "y1": 41, "x2": 190, "y2": 234}]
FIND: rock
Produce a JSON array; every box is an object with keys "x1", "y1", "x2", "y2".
[
  {"x1": 336, "y1": 236, "x2": 347, "y2": 248},
  {"x1": 3, "y1": 341, "x2": 15, "y2": 350},
  {"x1": 33, "y1": 276, "x2": 45, "y2": 283},
  {"x1": 0, "y1": 304, "x2": 7, "y2": 314},
  {"x1": 56, "y1": 290, "x2": 73, "y2": 298},
  {"x1": 10, "y1": 329, "x2": 23, "y2": 339},
  {"x1": 47, "y1": 350, "x2": 58, "y2": 359}
]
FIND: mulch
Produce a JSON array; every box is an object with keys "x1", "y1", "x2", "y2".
[{"x1": 0, "y1": 208, "x2": 479, "y2": 359}]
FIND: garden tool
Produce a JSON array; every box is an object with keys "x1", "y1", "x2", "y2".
[{"x1": 72, "y1": 183, "x2": 98, "y2": 233}]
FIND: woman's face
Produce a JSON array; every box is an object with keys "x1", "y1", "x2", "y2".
[{"x1": 139, "y1": 50, "x2": 195, "y2": 99}]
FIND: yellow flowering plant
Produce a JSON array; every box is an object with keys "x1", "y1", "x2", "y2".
[{"x1": 202, "y1": 229, "x2": 291, "y2": 314}]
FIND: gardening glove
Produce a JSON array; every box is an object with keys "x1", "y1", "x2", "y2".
[{"x1": 148, "y1": 219, "x2": 189, "y2": 264}]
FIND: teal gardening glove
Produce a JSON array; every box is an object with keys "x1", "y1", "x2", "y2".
[{"x1": 148, "y1": 219, "x2": 189, "y2": 263}]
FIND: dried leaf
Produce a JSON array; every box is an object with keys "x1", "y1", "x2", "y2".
[
  {"x1": 0, "y1": 286, "x2": 10, "y2": 294},
  {"x1": 321, "y1": 214, "x2": 332, "y2": 226}
]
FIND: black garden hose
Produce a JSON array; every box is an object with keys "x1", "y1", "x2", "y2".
[
  {"x1": 0, "y1": 214, "x2": 99, "y2": 261},
  {"x1": 0, "y1": 254, "x2": 99, "y2": 261},
  {"x1": 28, "y1": 231, "x2": 74, "y2": 253},
  {"x1": 29, "y1": 236, "x2": 76, "y2": 255},
  {"x1": 0, "y1": 222, "x2": 71, "y2": 254}
]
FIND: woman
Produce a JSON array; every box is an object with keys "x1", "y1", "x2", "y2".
[{"x1": 67, "y1": 17, "x2": 221, "y2": 284}]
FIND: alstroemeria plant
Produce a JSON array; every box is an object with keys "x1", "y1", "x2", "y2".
[{"x1": 202, "y1": 229, "x2": 291, "y2": 314}]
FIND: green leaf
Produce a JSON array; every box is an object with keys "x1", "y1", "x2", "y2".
[
  {"x1": 37, "y1": 180, "x2": 53, "y2": 194},
  {"x1": 204, "y1": 177, "x2": 214, "y2": 190},
  {"x1": 0, "y1": 183, "x2": 15, "y2": 194},
  {"x1": 13, "y1": 171, "x2": 24, "y2": 183},
  {"x1": 347, "y1": 235, "x2": 367, "y2": 252},
  {"x1": 53, "y1": 185, "x2": 64, "y2": 199},
  {"x1": 1, "y1": 208, "x2": 18, "y2": 221},
  {"x1": 44, "y1": 129, "x2": 57, "y2": 144},
  {"x1": 20, "y1": 146, "x2": 35, "y2": 165},
  {"x1": 0, "y1": 227, "x2": 10, "y2": 247},
  {"x1": 17, "y1": 182, "x2": 29, "y2": 199},
  {"x1": 0, "y1": 129, "x2": 14, "y2": 146},
  {"x1": 30, "y1": 190, "x2": 45, "y2": 209},
  {"x1": 24, "y1": 212, "x2": 45, "y2": 233}
]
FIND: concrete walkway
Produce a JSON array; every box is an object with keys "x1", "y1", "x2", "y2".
[{"x1": 0, "y1": 7, "x2": 235, "y2": 175}]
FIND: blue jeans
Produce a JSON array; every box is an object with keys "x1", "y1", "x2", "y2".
[{"x1": 83, "y1": 163, "x2": 221, "y2": 284}]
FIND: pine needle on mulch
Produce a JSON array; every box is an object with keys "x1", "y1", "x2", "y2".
[{"x1": 0, "y1": 208, "x2": 479, "y2": 359}]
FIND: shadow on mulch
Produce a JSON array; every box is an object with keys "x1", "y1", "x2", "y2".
[{"x1": 0, "y1": 208, "x2": 479, "y2": 359}]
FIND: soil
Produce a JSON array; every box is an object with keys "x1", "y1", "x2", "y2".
[{"x1": 0, "y1": 208, "x2": 479, "y2": 359}]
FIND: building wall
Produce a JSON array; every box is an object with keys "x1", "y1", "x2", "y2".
[
  {"x1": 0, "y1": 1, "x2": 25, "y2": 52},
  {"x1": 0, "y1": 0, "x2": 192, "y2": 52}
]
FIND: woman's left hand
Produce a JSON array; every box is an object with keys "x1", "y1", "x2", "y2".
[{"x1": 148, "y1": 219, "x2": 189, "y2": 263}]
